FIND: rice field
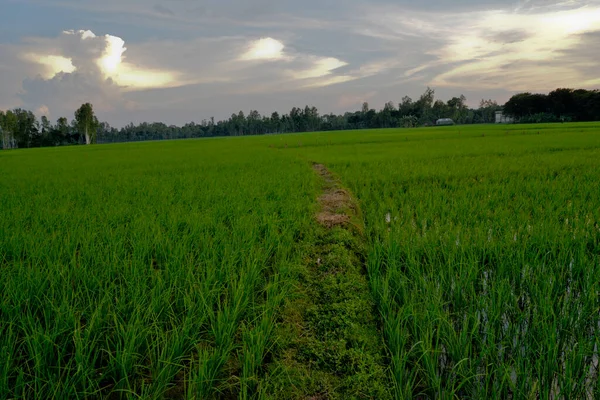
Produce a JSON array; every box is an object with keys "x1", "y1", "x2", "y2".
[{"x1": 1, "y1": 123, "x2": 599, "y2": 398}]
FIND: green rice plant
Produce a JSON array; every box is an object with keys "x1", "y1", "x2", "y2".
[
  {"x1": 285, "y1": 122, "x2": 600, "y2": 398},
  {"x1": 1, "y1": 122, "x2": 599, "y2": 398},
  {"x1": 0, "y1": 139, "x2": 315, "y2": 399}
]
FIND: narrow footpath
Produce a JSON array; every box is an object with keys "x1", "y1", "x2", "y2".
[{"x1": 262, "y1": 163, "x2": 391, "y2": 399}]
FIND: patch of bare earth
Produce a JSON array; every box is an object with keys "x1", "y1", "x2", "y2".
[{"x1": 313, "y1": 164, "x2": 354, "y2": 228}]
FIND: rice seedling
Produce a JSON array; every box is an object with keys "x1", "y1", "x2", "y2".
[
  {"x1": 1, "y1": 122, "x2": 599, "y2": 398},
  {"x1": 286, "y1": 122, "x2": 600, "y2": 398}
]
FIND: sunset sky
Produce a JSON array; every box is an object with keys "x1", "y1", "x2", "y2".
[{"x1": 1, "y1": 0, "x2": 599, "y2": 126}]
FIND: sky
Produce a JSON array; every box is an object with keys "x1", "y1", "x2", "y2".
[{"x1": 1, "y1": 0, "x2": 600, "y2": 127}]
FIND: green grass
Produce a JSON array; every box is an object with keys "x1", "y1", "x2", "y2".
[
  {"x1": 285, "y1": 122, "x2": 600, "y2": 398},
  {"x1": 0, "y1": 140, "x2": 316, "y2": 398},
  {"x1": 1, "y1": 122, "x2": 600, "y2": 398}
]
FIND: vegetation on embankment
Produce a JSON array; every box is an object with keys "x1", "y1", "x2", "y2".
[{"x1": 261, "y1": 164, "x2": 390, "y2": 399}]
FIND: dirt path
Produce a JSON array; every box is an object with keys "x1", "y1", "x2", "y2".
[{"x1": 262, "y1": 163, "x2": 391, "y2": 399}]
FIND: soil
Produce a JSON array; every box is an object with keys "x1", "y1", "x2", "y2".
[{"x1": 312, "y1": 164, "x2": 354, "y2": 228}]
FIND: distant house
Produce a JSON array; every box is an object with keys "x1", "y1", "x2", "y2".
[
  {"x1": 495, "y1": 111, "x2": 514, "y2": 124},
  {"x1": 436, "y1": 118, "x2": 454, "y2": 126}
]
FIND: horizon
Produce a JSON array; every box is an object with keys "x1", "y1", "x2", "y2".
[{"x1": 2, "y1": 0, "x2": 600, "y2": 128}]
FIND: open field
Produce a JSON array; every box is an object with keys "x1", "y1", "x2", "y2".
[{"x1": 1, "y1": 123, "x2": 600, "y2": 398}]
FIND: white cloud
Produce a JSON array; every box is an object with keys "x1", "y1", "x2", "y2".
[
  {"x1": 36, "y1": 105, "x2": 50, "y2": 117},
  {"x1": 291, "y1": 57, "x2": 348, "y2": 79},
  {"x1": 240, "y1": 37, "x2": 286, "y2": 60},
  {"x1": 361, "y1": 3, "x2": 600, "y2": 92},
  {"x1": 430, "y1": 6, "x2": 600, "y2": 90},
  {"x1": 98, "y1": 34, "x2": 126, "y2": 74},
  {"x1": 25, "y1": 30, "x2": 180, "y2": 91},
  {"x1": 237, "y1": 37, "x2": 359, "y2": 89},
  {"x1": 21, "y1": 54, "x2": 76, "y2": 78}
]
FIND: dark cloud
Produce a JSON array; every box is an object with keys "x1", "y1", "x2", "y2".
[
  {"x1": 485, "y1": 29, "x2": 530, "y2": 44},
  {"x1": 20, "y1": 72, "x2": 129, "y2": 119},
  {"x1": 153, "y1": 4, "x2": 175, "y2": 16},
  {"x1": 555, "y1": 30, "x2": 600, "y2": 86}
]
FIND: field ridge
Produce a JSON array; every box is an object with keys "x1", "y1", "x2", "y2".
[{"x1": 261, "y1": 163, "x2": 391, "y2": 399}]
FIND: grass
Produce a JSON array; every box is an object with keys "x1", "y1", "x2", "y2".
[
  {"x1": 1, "y1": 122, "x2": 599, "y2": 398},
  {"x1": 0, "y1": 140, "x2": 315, "y2": 398},
  {"x1": 286, "y1": 122, "x2": 600, "y2": 398},
  {"x1": 261, "y1": 165, "x2": 391, "y2": 399}
]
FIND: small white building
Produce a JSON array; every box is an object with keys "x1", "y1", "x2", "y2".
[
  {"x1": 436, "y1": 118, "x2": 454, "y2": 126},
  {"x1": 495, "y1": 111, "x2": 514, "y2": 124}
]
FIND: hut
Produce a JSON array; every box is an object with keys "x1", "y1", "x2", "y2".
[{"x1": 436, "y1": 118, "x2": 454, "y2": 126}]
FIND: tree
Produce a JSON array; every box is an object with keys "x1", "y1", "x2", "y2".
[
  {"x1": 415, "y1": 87, "x2": 435, "y2": 123},
  {"x1": 447, "y1": 95, "x2": 468, "y2": 123},
  {"x1": 399, "y1": 96, "x2": 414, "y2": 117},
  {"x1": 11, "y1": 109, "x2": 38, "y2": 148},
  {"x1": 362, "y1": 102, "x2": 370, "y2": 115},
  {"x1": 477, "y1": 99, "x2": 501, "y2": 123},
  {"x1": 74, "y1": 103, "x2": 99, "y2": 145},
  {"x1": 503, "y1": 93, "x2": 549, "y2": 118},
  {"x1": 380, "y1": 101, "x2": 396, "y2": 128},
  {"x1": 271, "y1": 112, "x2": 280, "y2": 133},
  {"x1": 432, "y1": 100, "x2": 448, "y2": 120},
  {"x1": 0, "y1": 110, "x2": 18, "y2": 149}
]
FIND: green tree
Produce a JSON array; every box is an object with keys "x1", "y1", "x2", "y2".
[
  {"x1": 447, "y1": 95, "x2": 468, "y2": 123},
  {"x1": 74, "y1": 103, "x2": 99, "y2": 145},
  {"x1": 0, "y1": 110, "x2": 18, "y2": 149},
  {"x1": 11, "y1": 109, "x2": 38, "y2": 148}
]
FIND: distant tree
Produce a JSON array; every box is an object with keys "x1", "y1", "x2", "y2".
[
  {"x1": 380, "y1": 101, "x2": 396, "y2": 128},
  {"x1": 477, "y1": 99, "x2": 501, "y2": 123},
  {"x1": 415, "y1": 87, "x2": 435, "y2": 123},
  {"x1": 399, "y1": 96, "x2": 415, "y2": 118},
  {"x1": 503, "y1": 93, "x2": 549, "y2": 118},
  {"x1": 271, "y1": 112, "x2": 280, "y2": 133},
  {"x1": 447, "y1": 95, "x2": 468, "y2": 123},
  {"x1": 0, "y1": 110, "x2": 18, "y2": 149},
  {"x1": 548, "y1": 88, "x2": 575, "y2": 119},
  {"x1": 400, "y1": 115, "x2": 418, "y2": 128},
  {"x1": 74, "y1": 103, "x2": 99, "y2": 145},
  {"x1": 362, "y1": 102, "x2": 370, "y2": 115},
  {"x1": 11, "y1": 109, "x2": 38, "y2": 148},
  {"x1": 40, "y1": 116, "x2": 50, "y2": 134},
  {"x1": 432, "y1": 100, "x2": 448, "y2": 120}
]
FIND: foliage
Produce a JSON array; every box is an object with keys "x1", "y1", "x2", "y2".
[
  {"x1": 74, "y1": 103, "x2": 100, "y2": 145},
  {"x1": 504, "y1": 88, "x2": 600, "y2": 122},
  {"x1": 1, "y1": 88, "x2": 507, "y2": 149},
  {"x1": 0, "y1": 139, "x2": 315, "y2": 398},
  {"x1": 285, "y1": 122, "x2": 600, "y2": 398},
  {"x1": 1, "y1": 123, "x2": 599, "y2": 398}
]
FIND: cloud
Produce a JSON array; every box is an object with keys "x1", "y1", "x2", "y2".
[
  {"x1": 153, "y1": 4, "x2": 174, "y2": 16},
  {"x1": 240, "y1": 37, "x2": 286, "y2": 60},
  {"x1": 336, "y1": 91, "x2": 377, "y2": 109},
  {"x1": 21, "y1": 54, "x2": 76, "y2": 78},
  {"x1": 24, "y1": 30, "x2": 180, "y2": 91},
  {"x1": 430, "y1": 6, "x2": 600, "y2": 90},
  {"x1": 359, "y1": 3, "x2": 600, "y2": 92},
  {"x1": 15, "y1": 30, "x2": 133, "y2": 118},
  {"x1": 236, "y1": 37, "x2": 360, "y2": 89},
  {"x1": 36, "y1": 105, "x2": 50, "y2": 117},
  {"x1": 291, "y1": 57, "x2": 348, "y2": 79},
  {"x1": 6, "y1": 0, "x2": 598, "y2": 127}
]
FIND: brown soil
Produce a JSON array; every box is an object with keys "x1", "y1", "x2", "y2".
[
  {"x1": 312, "y1": 164, "x2": 354, "y2": 228},
  {"x1": 315, "y1": 212, "x2": 350, "y2": 228}
]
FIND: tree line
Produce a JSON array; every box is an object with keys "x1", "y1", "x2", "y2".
[
  {"x1": 1, "y1": 87, "x2": 597, "y2": 149},
  {"x1": 503, "y1": 88, "x2": 600, "y2": 123},
  {"x1": 1, "y1": 103, "x2": 98, "y2": 149}
]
